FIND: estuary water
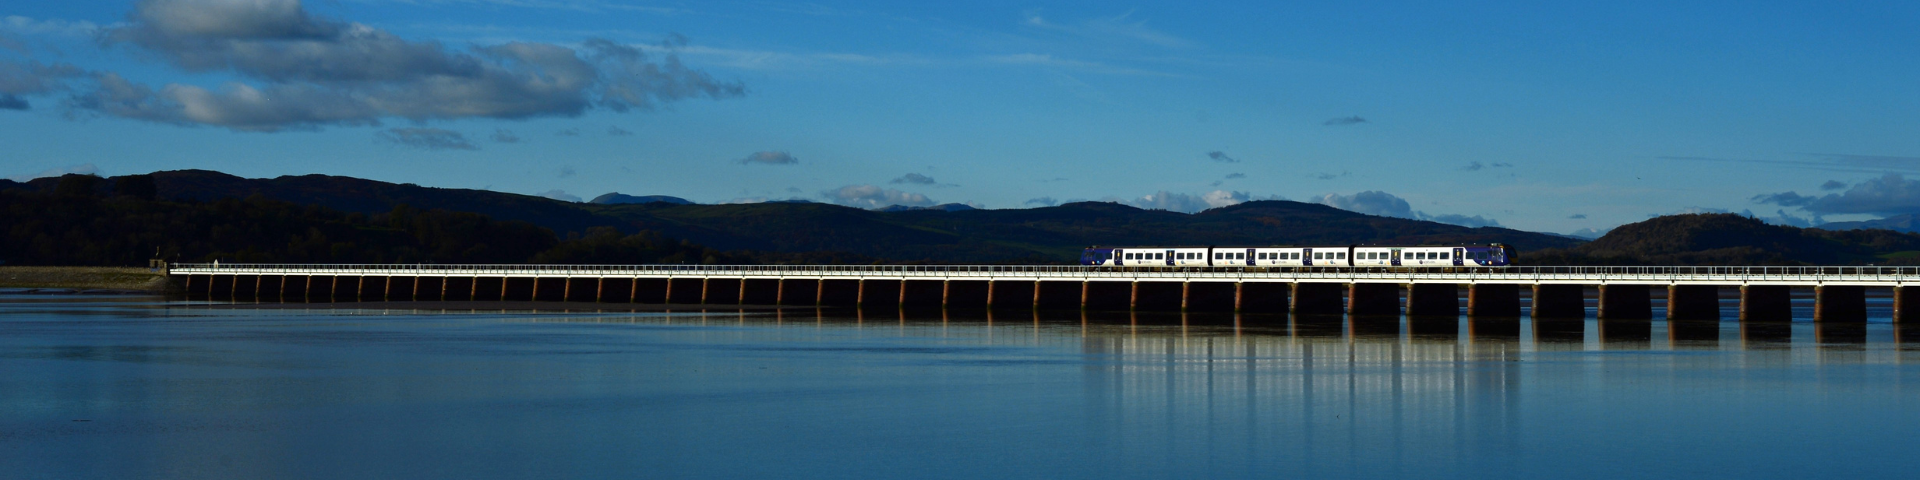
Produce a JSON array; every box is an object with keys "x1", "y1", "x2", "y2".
[{"x1": 4, "y1": 296, "x2": 1919, "y2": 479}]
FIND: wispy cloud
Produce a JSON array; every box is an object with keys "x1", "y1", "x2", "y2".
[
  {"x1": 1461, "y1": 161, "x2": 1514, "y2": 171},
  {"x1": 1206, "y1": 151, "x2": 1238, "y2": 163},
  {"x1": 490, "y1": 128, "x2": 521, "y2": 143},
  {"x1": 738, "y1": 151, "x2": 799, "y2": 165},
  {"x1": 1022, "y1": 10, "x2": 1197, "y2": 49},
  {"x1": 0, "y1": 15, "x2": 102, "y2": 38},
  {"x1": 1323, "y1": 116, "x2": 1367, "y2": 126},
  {"x1": 346, "y1": 0, "x2": 686, "y2": 15},
  {"x1": 982, "y1": 53, "x2": 1177, "y2": 77},
  {"x1": 376, "y1": 127, "x2": 477, "y2": 150},
  {"x1": 1663, "y1": 153, "x2": 1920, "y2": 174},
  {"x1": 607, "y1": 125, "x2": 632, "y2": 136},
  {"x1": 891, "y1": 173, "x2": 937, "y2": 185}
]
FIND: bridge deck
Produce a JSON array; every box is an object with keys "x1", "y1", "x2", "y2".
[{"x1": 168, "y1": 264, "x2": 1920, "y2": 286}]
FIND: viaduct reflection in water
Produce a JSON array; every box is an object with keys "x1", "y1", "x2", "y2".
[
  {"x1": 103, "y1": 302, "x2": 1920, "y2": 478},
  {"x1": 486, "y1": 307, "x2": 1915, "y2": 475}
]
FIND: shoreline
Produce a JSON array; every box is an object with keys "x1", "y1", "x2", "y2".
[
  {"x1": 184, "y1": 300, "x2": 798, "y2": 312},
  {"x1": 0, "y1": 266, "x2": 169, "y2": 291}
]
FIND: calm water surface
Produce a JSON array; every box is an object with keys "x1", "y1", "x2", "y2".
[{"x1": 4, "y1": 296, "x2": 1919, "y2": 479}]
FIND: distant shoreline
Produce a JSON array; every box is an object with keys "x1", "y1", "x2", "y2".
[
  {"x1": 0, "y1": 266, "x2": 170, "y2": 292},
  {"x1": 188, "y1": 300, "x2": 796, "y2": 311}
]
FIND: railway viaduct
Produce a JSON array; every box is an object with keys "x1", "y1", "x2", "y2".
[{"x1": 167, "y1": 264, "x2": 1920, "y2": 322}]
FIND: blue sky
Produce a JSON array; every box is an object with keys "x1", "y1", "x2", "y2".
[{"x1": 4, "y1": 1, "x2": 1919, "y2": 236}]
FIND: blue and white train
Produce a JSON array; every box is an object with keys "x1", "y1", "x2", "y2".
[{"x1": 1079, "y1": 244, "x2": 1514, "y2": 268}]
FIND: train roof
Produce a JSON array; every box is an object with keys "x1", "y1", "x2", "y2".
[{"x1": 1087, "y1": 244, "x2": 1505, "y2": 248}]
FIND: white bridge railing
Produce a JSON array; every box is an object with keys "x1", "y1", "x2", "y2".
[{"x1": 168, "y1": 263, "x2": 1920, "y2": 286}]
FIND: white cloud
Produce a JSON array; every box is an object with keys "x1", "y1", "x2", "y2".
[
  {"x1": 1315, "y1": 190, "x2": 1502, "y2": 227},
  {"x1": 53, "y1": 1, "x2": 743, "y2": 131},
  {"x1": 822, "y1": 184, "x2": 933, "y2": 209},
  {"x1": 1122, "y1": 190, "x2": 1278, "y2": 213},
  {"x1": 536, "y1": 189, "x2": 581, "y2": 202}
]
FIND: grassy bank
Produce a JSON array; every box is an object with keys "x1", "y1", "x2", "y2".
[{"x1": 0, "y1": 266, "x2": 170, "y2": 291}]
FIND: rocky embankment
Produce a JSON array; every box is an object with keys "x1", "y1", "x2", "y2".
[{"x1": 0, "y1": 267, "x2": 170, "y2": 293}]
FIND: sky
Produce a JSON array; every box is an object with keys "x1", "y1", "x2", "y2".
[{"x1": 4, "y1": 0, "x2": 1920, "y2": 237}]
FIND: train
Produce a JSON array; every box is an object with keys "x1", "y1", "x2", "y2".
[{"x1": 1079, "y1": 244, "x2": 1514, "y2": 268}]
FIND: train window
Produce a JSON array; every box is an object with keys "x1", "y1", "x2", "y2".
[
  {"x1": 1338, "y1": 252, "x2": 1346, "y2": 259},
  {"x1": 1440, "y1": 253, "x2": 1449, "y2": 259}
]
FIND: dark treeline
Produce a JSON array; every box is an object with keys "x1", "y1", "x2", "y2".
[
  {"x1": 0, "y1": 174, "x2": 876, "y2": 266},
  {"x1": 1525, "y1": 213, "x2": 1920, "y2": 266}
]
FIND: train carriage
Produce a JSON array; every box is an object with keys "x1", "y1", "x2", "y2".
[{"x1": 1081, "y1": 244, "x2": 1513, "y2": 268}]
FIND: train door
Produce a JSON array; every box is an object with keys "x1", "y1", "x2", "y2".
[
  {"x1": 1302, "y1": 247, "x2": 1313, "y2": 266},
  {"x1": 1453, "y1": 248, "x2": 1464, "y2": 267},
  {"x1": 1243, "y1": 248, "x2": 1255, "y2": 266},
  {"x1": 1390, "y1": 248, "x2": 1402, "y2": 267},
  {"x1": 1165, "y1": 249, "x2": 1176, "y2": 266},
  {"x1": 1113, "y1": 249, "x2": 1124, "y2": 266}
]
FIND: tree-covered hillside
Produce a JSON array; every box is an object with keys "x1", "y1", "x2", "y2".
[{"x1": 1526, "y1": 213, "x2": 1920, "y2": 265}]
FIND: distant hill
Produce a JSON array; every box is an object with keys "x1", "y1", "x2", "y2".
[
  {"x1": 585, "y1": 200, "x2": 1585, "y2": 263},
  {"x1": 1527, "y1": 213, "x2": 1920, "y2": 265},
  {"x1": 7, "y1": 170, "x2": 1585, "y2": 264},
  {"x1": 589, "y1": 193, "x2": 693, "y2": 205},
  {"x1": 110, "y1": 170, "x2": 630, "y2": 235},
  {"x1": 879, "y1": 203, "x2": 977, "y2": 212},
  {"x1": 1817, "y1": 214, "x2": 1920, "y2": 234}
]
